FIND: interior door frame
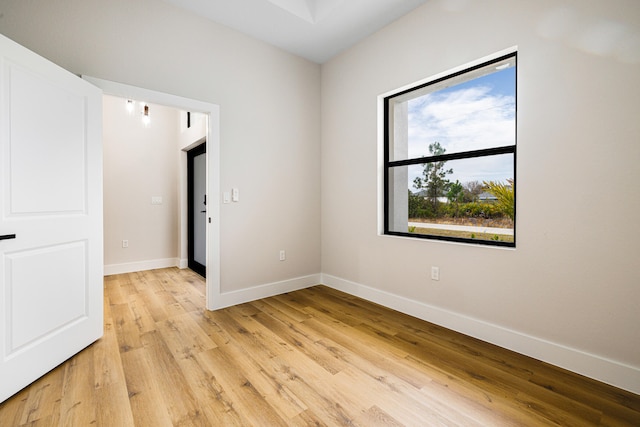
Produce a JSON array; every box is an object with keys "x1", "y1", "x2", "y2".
[
  {"x1": 187, "y1": 142, "x2": 206, "y2": 277},
  {"x1": 83, "y1": 76, "x2": 221, "y2": 310}
]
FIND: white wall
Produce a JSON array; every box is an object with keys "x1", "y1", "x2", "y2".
[
  {"x1": 103, "y1": 95, "x2": 181, "y2": 274},
  {"x1": 0, "y1": 0, "x2": 322, "y2": 293},
  {"x1": 321, "y1": 0, "x2": 640, "y2": 392}
]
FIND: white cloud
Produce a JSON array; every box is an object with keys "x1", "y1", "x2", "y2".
[{"x1": 406, "y1": 85, "x2": 515, "y2": 189}]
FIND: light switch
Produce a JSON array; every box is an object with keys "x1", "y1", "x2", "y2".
[
  {"x1": 232, "y1": 188, "x2": 239, "y2": 202},
  {"x1": 223, "y1": 192, "x2": 230, "y2": 204},
  {"x1": 151, "y1": 196, "x2": 163, "y2": 205}
]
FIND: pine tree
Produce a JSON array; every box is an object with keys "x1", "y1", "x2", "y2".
[{"x1": 413, "y1": 142, "x2": 452, "y2": 213}]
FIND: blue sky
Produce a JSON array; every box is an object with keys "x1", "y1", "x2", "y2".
[{"x1": 405, "y1": 66, "x2": 516, "y2": 189}]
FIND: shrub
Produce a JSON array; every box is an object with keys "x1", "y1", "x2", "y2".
[{"x1": 483, "y1": 179, "x2": 515, "y2": 221}]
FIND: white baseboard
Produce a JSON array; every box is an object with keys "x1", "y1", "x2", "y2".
[
  {"x1": 104, "y1": 258, "x2": 180, "y2": 276},
  {"x1": 209, "y1": 274, "x2": 322, "y2": 310},
  {"x1": 178, "y1": 258, "x2": 189, "y2": 269},
  {"x1": 321, "y1": 273, "x2": 640, "y2": 395}
]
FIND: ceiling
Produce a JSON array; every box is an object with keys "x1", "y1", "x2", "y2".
[{"x1": 163, "y1": 0, "x2": 428, "y2": 63}]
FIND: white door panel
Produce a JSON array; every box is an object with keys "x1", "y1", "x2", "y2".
[
  {"x1": 0, "y1": 34, "x2": 103, "y2": 402},
  {"x1": 6, "y1": 241, "x2": 87, "y2": 351},
  {"x1": 8, "y1": 64, "x2": 87, "y2": 214}
]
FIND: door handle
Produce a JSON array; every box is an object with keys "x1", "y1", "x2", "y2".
[
  {"x1": 0, "y1": 234, "x2": 16, "y2": 241},
  {"x1": 200, "y1": 210, "x2": 206, "y2": 213}
]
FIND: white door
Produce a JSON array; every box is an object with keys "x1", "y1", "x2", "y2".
[{"x1": 0, "y1": 34, "x2": 103, "y2": 402}]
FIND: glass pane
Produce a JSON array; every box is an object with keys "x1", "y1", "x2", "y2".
[
  {"x1": 388, "y1": 56, "x2": 516, "y2": 162},
  {"x1": 387, "y1": 154, "x2": 514, "y2": 244}
]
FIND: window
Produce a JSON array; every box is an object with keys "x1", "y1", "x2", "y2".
[{"x1": 384, "y1": 52, "x2": 516, "y2": 247}]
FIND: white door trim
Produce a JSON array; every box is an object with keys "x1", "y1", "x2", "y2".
[{"x1": 83, "y1": 76, "x2": 221, "y2": 311}]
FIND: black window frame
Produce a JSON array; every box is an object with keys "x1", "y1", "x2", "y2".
[{"x1": 383, "y1": 52, "x2": 517, "y2": 248}]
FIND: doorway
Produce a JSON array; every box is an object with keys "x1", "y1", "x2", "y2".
[
  {"x1": 188, "y1": 142, "x2": 207, "y2": 277},
  {"x1": 83, "y1": 75, "x2": 221, "y2": 310}
]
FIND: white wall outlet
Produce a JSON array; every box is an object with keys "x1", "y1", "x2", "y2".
[
  {"x1": 431, "y1": 266, "x2": 440, "y2": 281},
  {"x1": 122, "y1": 240, "x2": 129, "y2": 248},
  {"x1": 232, "y1": 187, "x2": 239, "y2": 202},
  {"x1": 151, "y1": 196, "x2": 163, "y2": 205},
  {"x1": 279, "y1": 250, "x2": 286, "y2": 261}
]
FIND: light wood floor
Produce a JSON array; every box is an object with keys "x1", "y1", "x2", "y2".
[{"x1": 1, "y1": 268, "x2": 638, "y2": 426}]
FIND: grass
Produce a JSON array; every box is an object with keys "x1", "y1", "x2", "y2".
[
  {"x1": 411, "y1": 226, "x2": 514, "y2": 243},
  {"x1": 409, "y1": 217, "x2": 514, "y2": 228}
]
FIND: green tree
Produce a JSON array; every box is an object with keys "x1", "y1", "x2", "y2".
[
  {"x1": 483, "y1": 178, "x2": 515, "y2": 221},
  {"x1": 447, "y1": 180, "x2": 464, "y2": 203},
  {"x1": 408, "y1": 190, "x2": 422, "y2": 218},
  {"x1": 413, "y1": 142, "x2": 452, "y2": 213},
  {"x1": 408, "y1": 190, "x2": 435, "y2": 219},
  {"x1": 463, "y1": 180, "x2": 483, "y2": 202},
  {"x1": 446, "y1": 180, "x2": 464, "y2": 217}
]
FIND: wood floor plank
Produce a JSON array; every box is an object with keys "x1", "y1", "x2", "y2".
[
  {"x1": 126, "y1": 292, "x2": 157, "y2": 335},
  {"x1": 94, "y1": 382, "x2": 135, "y2": 427},
  {"x1": 205, "y1": 306, "x2": 329, "y2": 422},
  {"x1": 1, "y1": 267, "x2": 638, "y2": 426},
  {"x1": 403, "y1": 352, "x2": 553, "y2": 426},
  {"x1": 155, "y1": 312, "x2": 217, "y2": 360},
  {"x1": 103, "y1": 275, "x2": 125, "y2": 305},
  {"x1": 289, "y1": 409, "x2": 331, "y2": 426},
  {"x1": 139, "y1": 330, "x2": 211, "y2": 426},
  {"x1": 196, "y1": 346, "x2": 290, "y2": 426},
  {"x1": 0, "y1": 389, "x2": 28, "y2": 426},
  {"x1": 417, "y1": 375, "x2": 528, "y2": 426},
  {"x1": 136, "y1": 287, "x2": 171, "y2": 323},
  {"x1": 94, "y1": 296, "x2": 128, "y2": 389},
  {"x1": 205, "y1": 308, "x2": 282, "y2": 359},
  {"x1": 250, "y1": 298, "x2": 330, "y2": 346},
  {"x1": 110, "y1": 302, "x2": 146, "y2": 353},
  {"x1": 242, "y1": 329, "x2": 363, "y2": 425},
  {"x1": 530, "y1": 367, "x2": 640, "y2": 415},
  {"x1": 294, "y1": 287, "x2": 399, "y2": 336},
  {"x1": 261, "y1": 294, "x2": 315, "y2": 323},
  {"x1": 301, "y1": 311, "x2": 435, "y2": 388},
  {"x1": 170, "y1": 344, "x2": 247, "y2": 426},
  {"x1": 188, "y1": 309, "x2": 235, "y2": 348},
  {"x1": 353, "y1": 405, "x2": 404, "y2": 427},
  {"x1": 199, "y1": 336, "x2": 309, "y2": 422},
  {"x1": 120, "y1": 346, "x2": 174, "y2": 427},
  {"x1": 249, "y1": 308, "x2": 350, "y2": 376},
  {"x1": 116, "y1": 272, "x2": 140, "y2": 299},
  {"x1": 390, "y1": 325, "x2": 604, "y2": 425},
  {"x1": 335, "y1": 365, "x2": 472, "y2": 427},
  {"x1": 92, "y1": 298, "x2": 136, "y2": 426},
  {"x1": 58, "y1": 349, "x2": 97, "y2": 426},
  {"x1": 16, "y1": 368, "x2": 63, "y2": 425}
]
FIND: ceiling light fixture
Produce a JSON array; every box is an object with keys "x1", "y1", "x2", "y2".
[{"x1": 142, "y1": 104, "x2": 150, "y2": 126}]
